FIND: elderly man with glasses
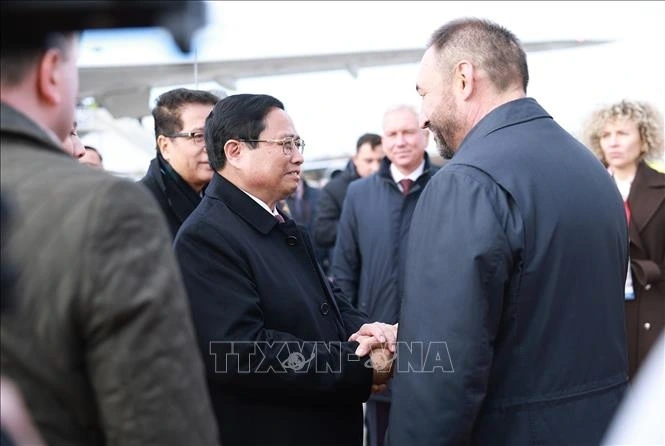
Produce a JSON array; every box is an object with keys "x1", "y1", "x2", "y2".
[
  {"x1": 139, "y1": 87, "x2": 220, "y2": 238},
  {"x1": 173, "y1": 93, "x2": 397, "y2": 446}
]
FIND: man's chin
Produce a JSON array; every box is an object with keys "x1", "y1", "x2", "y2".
[{"x1": 438, "y1": 146, "x2": 456, "y2": 160}]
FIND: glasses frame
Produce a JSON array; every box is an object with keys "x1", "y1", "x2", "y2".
[
  {"x1": 166, "y1": 131, "x2": 206, "y2": 147},
  {"x1": 239, "y1": 137, "x2": 305, "y2": 156}
]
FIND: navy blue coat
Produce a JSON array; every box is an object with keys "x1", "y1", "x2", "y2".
[
  {"x1": 388, "y1": 98, "x2": 629, "y2": 445},
  {"x1": 333, "y1": 155, "x2": 437, "y2": 325},
  {"x1": 174, "y1": 173, "x2": 373, "y2": 446}
]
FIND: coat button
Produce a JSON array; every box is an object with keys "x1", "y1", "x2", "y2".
[
  {"x1": 286, "y1": 236, "x2": 297, "y2": 246},
  {"x1": 644, "y1": 283, "x2": 652, "y2": 291},
  {"x1": 320, "y1": 302, "x2": 330, "y2": 315},
  {"x1": 644, "y1": 322, "x2": 651, "y2": 330}
]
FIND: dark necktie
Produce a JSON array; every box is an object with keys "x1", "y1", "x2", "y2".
[
  {"x1": 399, "y1": 179, "x2": 414, "y2": 196},
  {"x1": 274, "y1": 213, "x2": 285, "y2": 223}
]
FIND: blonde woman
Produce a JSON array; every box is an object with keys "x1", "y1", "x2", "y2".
[{"x1": 584, "y1": 99, "x2": 665, "y2": 378}]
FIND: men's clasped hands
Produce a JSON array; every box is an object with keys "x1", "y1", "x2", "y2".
[{"x1": 349, "y1": 322, "x2": 399, "y2": 393}]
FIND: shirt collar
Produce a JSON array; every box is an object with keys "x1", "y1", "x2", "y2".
[
  {"x1": 240, "y1": 189, "x2": 279, "y2": 217},
  {"x1": 390, "y1": 159, "x2": 425, "y2": 183}
]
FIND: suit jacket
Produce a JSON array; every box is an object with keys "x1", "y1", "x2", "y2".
[
  {"x1": 139, "y1": 153, "x2": 203, "y2": 239},
  {"x1": 389, "y1": 98, "x2": 628, "y2": 445},
  {"x1": 626, "y1": 161, "x2": 665, "y2": 377},
  {"x1": 174, "y1": 173, "x2": 373, "y2": 446},
  {"x1": 0, "y1": 103, "x2": 218, "y2": 445}
]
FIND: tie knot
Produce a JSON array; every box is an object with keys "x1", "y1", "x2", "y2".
[
  {"x1": 399, "y1": 179, "x2": 414, "y2": 196},
  {"x1": 274, "y1": 213, "x2": 285, "y2": 223}
]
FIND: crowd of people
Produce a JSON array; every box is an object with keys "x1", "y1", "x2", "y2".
[{"x1": 1, "y1": 13, "x2": 663, "y2": 446}]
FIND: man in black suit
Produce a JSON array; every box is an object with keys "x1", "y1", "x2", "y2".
[{"x1": 174, "y1": 93, "x2": 396, "y2": 446}]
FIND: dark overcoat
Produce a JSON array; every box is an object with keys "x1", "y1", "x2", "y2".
[
  {"x1": 139, "y1": 153, "x2": 203, "y2": 239},
  {"x1": 388, "y1": 98, "x2": 629, "y2": 445},
  {"x1": 174, "y1": 173, "x2": 373, "y2": 446},
  {"x1": 626, "y1": 161, "x2": 665, "y2": 377}
]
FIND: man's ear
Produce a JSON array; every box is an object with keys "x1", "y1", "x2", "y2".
[
  {"x1": 157, "y1": 134, "x2": 170, "y2": 160},
  {"x1": 36, "y1": 48, "x2": 63, "y2": 106},
  {"x1": 455, "y1": 60, "x2": 475, "y2": 101},
  {"x1": 224, "y1": 140, "x2": 243, "y2": 167}
]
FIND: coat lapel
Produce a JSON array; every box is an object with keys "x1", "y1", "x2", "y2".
[{"x1": 629, "y1": 162, "x2": 665, "y2": 238}]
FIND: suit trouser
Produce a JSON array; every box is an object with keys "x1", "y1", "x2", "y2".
[{"x1": 365, "y1": 400, "x2": 390, "y2": 446}]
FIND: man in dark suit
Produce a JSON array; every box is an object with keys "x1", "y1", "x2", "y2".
[
  {"x1": 139, "y1": 88, "x2": 220, "y2": 238},
  {"x1": 173, "y1": 93, "x2": 396, "y2": 446},
  {"x1": 387, "y1": 18, "x2": 629, "y2": 445}
]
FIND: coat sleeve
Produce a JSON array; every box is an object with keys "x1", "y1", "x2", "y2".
[
  {"x1": 313, "y1": 184, "x2": 342, "y2": 248},
  {"x1": 388, "y1": 167, "x2": 521, "y2": 445},
  {"x1": 175, "y1": 224, "x2": 373, "y2": 404},
  {"x1": 330, "y1": 187, "x2": 361, "y2": 308},
  {"x1": 330, "y1": 280, "x2": 369, "y2": 338},
  {"x1": 81, "y1": 180, "x2": 219, "y2": 446}
]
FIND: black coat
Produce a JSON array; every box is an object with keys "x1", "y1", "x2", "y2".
[
  {"x1": 174, "y1": 173, "x2": 373, "y2": 446},
  {"x1": 313, "y1": 160, "x2": 359, "y2": 250},
  {"x1": 138, "y1": 153, "x2": 203, "y2": 238},
  {"x1": 626, "y1": 161, "x2": 665, "y2": 377},
  {"x1": 283, "y1": 180, "x2": 327, "y2": 266},
  {"x1": 389, "y1": 98, "x2": 629, "y2": 445}
]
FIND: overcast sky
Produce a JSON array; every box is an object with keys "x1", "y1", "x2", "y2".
[{"x1": 80, "y1": 1, "x2": 665, "y2": 165}]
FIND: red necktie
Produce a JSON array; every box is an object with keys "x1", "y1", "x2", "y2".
[
  {"x1": 399, "y1": 179, "x2": 414, "y2": 196},
  {"x1": 274, "y1": 213, "x2": 285, "y2": 223},
  {"x1": 624, "y1": 200, "x2": 631, "y2": 224}
]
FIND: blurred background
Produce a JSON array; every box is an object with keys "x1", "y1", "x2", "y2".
[{"x1": 74, "y1": 1, "x2": 665, "y2": 181}]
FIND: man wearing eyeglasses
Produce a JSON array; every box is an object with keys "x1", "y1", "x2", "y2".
[
  {"x1": 174, "y1": 93, "x2": 397, "y2": 446},
  {"x1": 139, "y1": 88, "x2": 220, "y2": 238}
]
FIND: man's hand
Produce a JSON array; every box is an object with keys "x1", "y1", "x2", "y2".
[
  {"x1": 349, "y1": 322, "x2": 398, "y2": 356},
  {"x1": 369, "y1": 345, "x2": 394, "y2": 389}
]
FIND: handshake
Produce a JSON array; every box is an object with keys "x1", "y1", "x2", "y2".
[{"x1": 349, "y1": 322, "x2": 398, "y2": 393}]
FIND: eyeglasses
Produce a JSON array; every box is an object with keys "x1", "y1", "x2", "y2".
[
  {"x1": 239, "y1": 137, "x2": 305, "y2": 156},
  {"x1": 166, "y1": 131, "x2": 205, "y2": 147}
]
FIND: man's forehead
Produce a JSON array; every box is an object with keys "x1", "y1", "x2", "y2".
[{"x1": 262, "y1": 108, "x2": 297, "y2": 134}]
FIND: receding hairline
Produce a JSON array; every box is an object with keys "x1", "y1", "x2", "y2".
[{"x1": 383, "y1": 104, "x2": 418, "y2": 123}]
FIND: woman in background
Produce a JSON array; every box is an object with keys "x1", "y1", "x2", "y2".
[{"x1": 584, "y1": 99, "x2": 665, "y2": 378}]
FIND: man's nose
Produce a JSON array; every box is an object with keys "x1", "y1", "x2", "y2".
[
  {"x1": 73, "y1": 142, "x2": 85, "y2": 159},
  {"x1": 419, "y1": 113, "x2": 430, "y2": 130},
  {"x1": 292, "y1": 149, "x2": 304, "y2": 164}
]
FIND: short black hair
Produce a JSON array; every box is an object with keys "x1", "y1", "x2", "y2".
[
  {"x1": 152, "y1": 88, "x2": 220, "y2": 150},
  {"x1": 356, "y1": 133, "x2": 382, "y2": 152},
  {"x1": 0, "y1": 31, "x2": 76, "y2": 87},
  {"x1": 205, "y1": 94, "x2": 285, "y2": 171}
]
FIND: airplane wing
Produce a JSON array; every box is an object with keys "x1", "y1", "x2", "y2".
[{"x1": 78, "y1": 40, "x2": 611, "y2": 118}]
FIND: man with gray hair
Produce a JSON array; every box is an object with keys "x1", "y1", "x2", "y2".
[{"x1": 332, "y1": 105, "x2": 437, "y2": 446}]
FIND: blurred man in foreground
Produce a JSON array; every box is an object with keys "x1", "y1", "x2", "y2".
[{"x1": 1, "y1": 29, "x2": 218, "y2": 445}]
